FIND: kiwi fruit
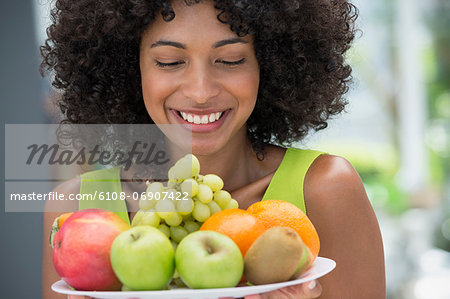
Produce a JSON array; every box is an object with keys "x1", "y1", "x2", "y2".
[
  {"x1": 244, "y1": 226, "x2": 313, "y2": 285},
  {"x1": 291, "y1": 240, "x2": 314, "y2": 279}
]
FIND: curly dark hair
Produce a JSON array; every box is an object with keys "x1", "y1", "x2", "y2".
[{"x1": 41, "y1": 0, "x2": 358, "y2": 153}]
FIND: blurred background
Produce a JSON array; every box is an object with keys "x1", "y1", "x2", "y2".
[
  {"x1": 305, "y1": 0, "x2": 450, "y2": 298},
  {"x1": 1, "y1": 0, "x2": 449, "y2": 298}
]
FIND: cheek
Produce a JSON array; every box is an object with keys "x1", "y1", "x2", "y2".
[
  {"x1": 141, "y1": 72, "x2": 177, "y2": 110},
  {"x1": 224, "y1": 71, "x2": 260, "y2": 111}
]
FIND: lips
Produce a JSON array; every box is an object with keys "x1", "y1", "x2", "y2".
[{"x1": 170, "y1": 109, "x2": 230, "y2": 133}]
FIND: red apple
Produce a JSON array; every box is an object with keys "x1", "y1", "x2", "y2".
[{"x1": 52, "y1": 209, "x2": 130, "y2": 291}]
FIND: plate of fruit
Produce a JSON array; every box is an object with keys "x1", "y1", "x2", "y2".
[
  {"x1": 50, "y1": 154, "x2": 335, "y2": 299},
  {"x1": 52, "y1": 256, "x2": 335, "y2": 299}
]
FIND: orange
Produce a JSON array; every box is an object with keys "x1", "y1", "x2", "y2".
[
  {"x1": 247, "y1": 200, "x2": 320, "y2": 261},
  {"x1": 200, "y1": 209, "x2": 267, "y2": 257},
  {"x1": 57, "y1": 212, "x2": 73, "y2": 229}
]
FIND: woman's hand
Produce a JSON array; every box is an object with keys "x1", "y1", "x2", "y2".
[
  {"x1": 67, "y1": 282, "x2": 320, "y2": 299},
  {"x1": 68, "y1": 281, "x2": 320, "y2": 299},
  {"x1": 220, "y1": 280, "x2": 321, "y2": 299},
  {"x1": 244, "y1": 280, "x2": 321, "y2": 299}
]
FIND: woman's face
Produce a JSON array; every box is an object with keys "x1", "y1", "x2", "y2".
[{"x1": 139, "y1": 0, "x2": 260, "y2": 155}]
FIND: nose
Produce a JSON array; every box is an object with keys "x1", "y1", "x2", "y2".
[{"x1": 180, "y1": 62, "x2": 220, "y2": 104}]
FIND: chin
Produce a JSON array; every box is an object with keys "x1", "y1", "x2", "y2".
[
  {"x1": 191, "y1": 139, "x2": 226, "y2": 157},
  {"x1": 163, "y1": 136, "x2": 222, "y2": 157},
  {"x1": 191, "y1": 145, "x2": 218, "y2": 157}
]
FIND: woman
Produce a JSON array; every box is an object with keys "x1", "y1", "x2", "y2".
[{"x1": 41, "y1": 0, "x2": 385, "y2": 298}]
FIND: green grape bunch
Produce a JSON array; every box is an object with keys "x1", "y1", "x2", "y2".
[{"x1": 132, "y1": 154, "x2": 239, "y2": 246}]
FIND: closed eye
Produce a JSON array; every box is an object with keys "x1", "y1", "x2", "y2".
[
  {"x1": 217, "y1": 58, "x2": 246, "y2": 65},
  {"x1": 155, "y1": 60, "x2": 185, "y2": 68}
]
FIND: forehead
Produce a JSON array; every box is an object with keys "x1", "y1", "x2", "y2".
[{"x1": 142, "y1": 1, "x2": 247, "y2": 43}]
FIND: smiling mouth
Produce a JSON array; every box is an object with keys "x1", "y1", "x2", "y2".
[{"x1": 176, "y1": 110, "x2": 225, "y2": 124}]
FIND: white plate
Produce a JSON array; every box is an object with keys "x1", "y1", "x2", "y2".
[{"x1": 52, "y1": 257, "x2": 335, "y2": 299}]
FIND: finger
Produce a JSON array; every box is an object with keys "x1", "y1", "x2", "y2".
[
  {"x1": 245, "y1": 295, "x2": 262, "y2": 299},
  {"x1": 255, "y1": 280, "x2": 322, "y2": 299},
  {"x1": 300, "y1": 280, "x2": 322, "y2": 298}
]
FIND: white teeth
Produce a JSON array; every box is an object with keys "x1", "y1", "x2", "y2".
[{"x1": 179, "y1": 111, "x2": 223, "y2": 124}]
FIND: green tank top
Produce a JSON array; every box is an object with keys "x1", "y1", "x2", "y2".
[
  {"x1": 261, "y1": 148, "x2": 324, "y2": 212},
  {"x1": 79, "y1": 167, "x2": 130, "y2": 225},
  {"x1": 79, "y1": 148, "x2": 324, "y2": 222}
]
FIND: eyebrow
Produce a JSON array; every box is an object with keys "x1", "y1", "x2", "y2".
[
  {"x1": 151, "y1": 40, "x2": 186, "y2": 49},
  {"x1": 150, "y1": 37, "x2": 248, "y2": 49},
  {"x1": 213, "y1": 37, "x2": 248, "y2": 48}
]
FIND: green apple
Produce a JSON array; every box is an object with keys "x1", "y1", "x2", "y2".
[
  {"x1": 110, "y1": 226, "x2": 174, "y2": 290},
  {"x1": 175, "y1": 230, "x2": 244, "y2": 289}
]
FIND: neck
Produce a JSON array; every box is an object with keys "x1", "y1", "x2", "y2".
[{"x1": 197, "y1": 138, "x2": 256, "y2": 192}]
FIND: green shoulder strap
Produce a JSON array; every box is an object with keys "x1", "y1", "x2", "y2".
[
  {"x1": 79, "y1": 167, "x2": 130, "y2": 225},
  {"x1": 261, "y1": 148, "x2": 324, "y2": 214}
]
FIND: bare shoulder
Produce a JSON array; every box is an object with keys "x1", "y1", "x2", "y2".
[
  {"x1": 44, "y1": 177, "x2": 81, "y2": 213},
  {"x1": 304, "y1": 154, "x2": 386, "y2": 298},
  {"x1": 53, "y1": 176, "x2": 81, "y2": 194},
  {"x1": 303, "y1": 153, "x2": 374, "y2": 229},
  {"x1": 304, "y1": 154, "x2": 366, "y2": 206}
]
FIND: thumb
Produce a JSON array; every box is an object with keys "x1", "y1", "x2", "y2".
[
  {"x1": 301, "y1": 280, "x2": 322, "y2": 298},
  {"x1": 245, "y1": 295, "x2": 262, "y2": 299}
]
